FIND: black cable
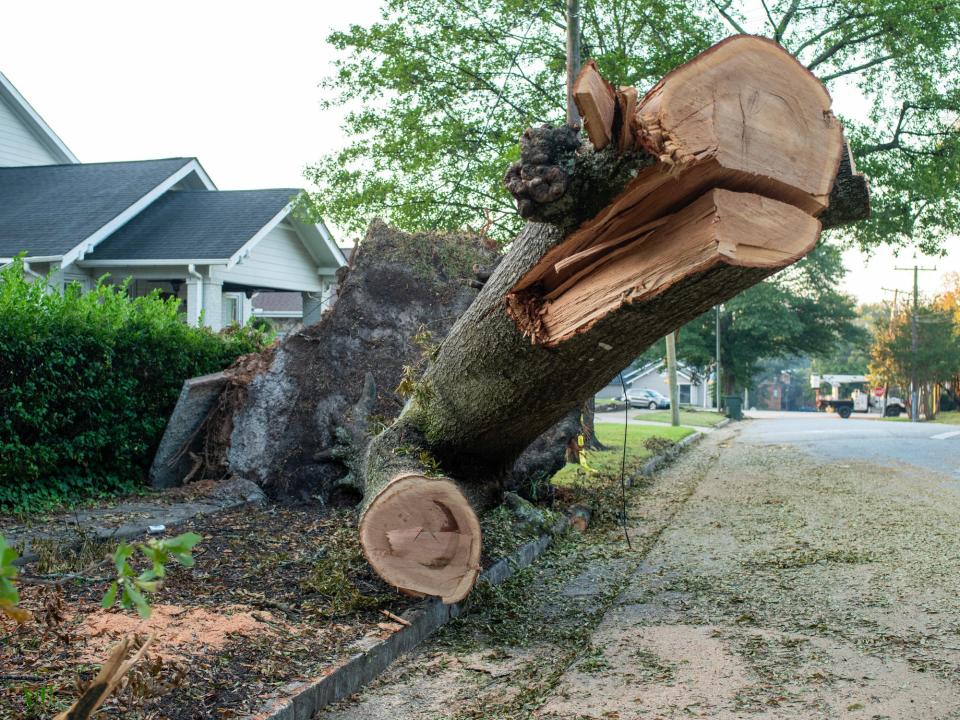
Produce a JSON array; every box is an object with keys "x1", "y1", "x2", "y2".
[{"x1": 617, "y1": 371, "x2": 633, "y2": 550}]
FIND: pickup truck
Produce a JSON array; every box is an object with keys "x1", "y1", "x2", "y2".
[{"x1": 816, "y1": 388, "x2": 905, "y2": 418}]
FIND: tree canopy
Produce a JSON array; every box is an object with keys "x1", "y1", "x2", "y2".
[
  {"x1": 307, "y1": 0, "x2": 960, "y2": 254},
  {"x1": 868, "y1": 303, "x2": 960, "y2": 399}
]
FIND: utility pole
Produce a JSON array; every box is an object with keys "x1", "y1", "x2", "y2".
[
  {"x1": 894, "y1": 263, "x2": 936, "y2": 422},
  {"x1": 666, "y1": 332, "x2": 680, "y2": 426},
  {"x1": 715, "y1": 305, "x2": 722, "y2": 410},
  {"x1": 566, "y1": 0, "x2": 581, "y2": 126},
  {"x1": 880, "y1": 286, "x2": 904, "y2": 325}
]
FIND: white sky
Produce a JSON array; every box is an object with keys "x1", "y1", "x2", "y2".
[{"x1": 2, "y1": 0, "x2": 957, "y2": 303}]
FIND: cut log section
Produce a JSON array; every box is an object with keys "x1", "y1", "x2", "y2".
[
  {"x1": 359, "y1": 473, "x2": 481, "y2": 603},
  {"x1": 508, "y1": 190, "x2": 820, "y2": 345}
]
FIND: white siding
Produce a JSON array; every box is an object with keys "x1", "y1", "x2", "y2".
[
  {"x1": 219, "y1": 225, "x2": 324, "y2": 292},
  {"x1": 0, "y1": 95, "x2": 62, "y2": 166}
]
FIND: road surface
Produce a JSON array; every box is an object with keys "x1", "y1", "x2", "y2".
[{"x1": 741, "y1": 410, "x2": 960, "y2": 478}]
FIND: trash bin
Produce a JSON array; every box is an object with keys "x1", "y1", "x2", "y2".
[{"x1": 724, "y1": 395, "x2": 743, "y2": 421}]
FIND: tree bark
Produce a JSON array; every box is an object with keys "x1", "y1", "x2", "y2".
[{"x1": 357, "y1": 35, "x2": 871, "y2": 602}]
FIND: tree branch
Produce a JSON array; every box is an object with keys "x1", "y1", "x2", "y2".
[
  {"x1": 806, "y1": 29, "x2": 886, "y2": 71},
  {"x1": 793, "y1": 11, "x2": 870, "y2": 56},
  {"x1": 709, "y1": 0, "x2": 748, "y2": 34},
  {"x1": 820, "y1": 53, "x2": 895, "y2": 82},
  {"x1": 859, "y1": 102, "x2": 911, "y2": 155},
  {"x1": 760, "y1": 0, "x2": 779, "y2": 36},
  {"x1": 775, "y1": 0, "x2": 801, "y2": 43}
]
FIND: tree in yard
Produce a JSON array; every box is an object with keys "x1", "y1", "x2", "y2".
[
  {"x1": 636, "y1": 244, "x2": 865, "y2": 393},
  {"x1": 868, "y1": 303, "x2": 960, "y2": 416},
  {"x1": 934, "y1": 273, "x2": 960, "y2": 407},
  {"x1": 306, "y1": 0, "x2": 960, "y2": 254}
]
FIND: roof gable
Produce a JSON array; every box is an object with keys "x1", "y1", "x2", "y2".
[
  {"x1": 0, "y1": 72, "x2": 77, "y2": 165},
  {"x1": 0, "y1": 158, "x2": 208, "y2": 260}
]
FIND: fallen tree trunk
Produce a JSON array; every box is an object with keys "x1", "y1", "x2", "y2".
[{"x1": 357, "y1": 35, "x2": 870, "y2": 602}]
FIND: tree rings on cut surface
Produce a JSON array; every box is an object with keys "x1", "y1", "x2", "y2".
[{"x1": 359, "y1": 473, "x2": 481, "y2": 604}]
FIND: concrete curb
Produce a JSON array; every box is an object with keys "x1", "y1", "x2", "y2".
[
  {"x1": 636, "y1": 429, "x2": 705, "y2": 482},
  {"x1": 715, "y1": 417, "x2": 731, "y2": 429},
  {"x1": 243, "y1": 516, "x2": 569, "y2": 720}
]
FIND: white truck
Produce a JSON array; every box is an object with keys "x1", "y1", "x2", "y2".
[{"x1": 810, "y1": 374, "x2": 906, "y2": 418}]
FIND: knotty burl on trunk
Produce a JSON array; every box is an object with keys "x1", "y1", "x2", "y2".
[{"x1": 358, "y1": 35, "x2": 870, "y2": 603}]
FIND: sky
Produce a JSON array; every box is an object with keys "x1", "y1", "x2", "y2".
[{"x1": 2, "y1": 0, "x2": 957, "y2": 304}]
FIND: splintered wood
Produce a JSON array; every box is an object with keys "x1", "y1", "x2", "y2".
[
  {"x1": 508, "y1": 35, "x2": 845, "y2": 346},
  {"x1": 359, "y1": 473, "x2": 481, "y2": 604}
]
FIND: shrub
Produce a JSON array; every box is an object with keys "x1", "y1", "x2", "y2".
[{"x1": 0, "y1": 259, "x2": 271, "y2": 512}]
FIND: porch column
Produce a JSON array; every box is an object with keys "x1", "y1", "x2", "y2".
[
  {"x1": 302, "y1": 291, "x2": 324, "y2": 327},
  {"x1": 203, "y1": 279, "x2": 224, "y2": 331},
  {"x1": 185, "y1": 277, "x2": 203, "y2": 326}
]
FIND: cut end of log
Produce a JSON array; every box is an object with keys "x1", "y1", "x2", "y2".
[
  {"x1": 507, "y1": 189, "x2": 820, "y2": 346},
  {"x1": 359, "y1": 473, "x2": 482, "y2": 604}
]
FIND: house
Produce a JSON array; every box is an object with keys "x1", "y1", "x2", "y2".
[
  {"x1": 0, "y1": 71, "x2": 345, "y2": 330},
  {"x1": 596, "y1": 361, "x2": 713, "y2": 407}
]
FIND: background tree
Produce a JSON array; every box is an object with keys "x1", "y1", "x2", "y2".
[
  {"x1": 636, "y1": 244, "x2": 864, "y2": 393},
  {"x1": 932, "y1": 273, "x2": 960, "y2": 407},
  {"x1": 810, "y1": 302, "x2": 887, "y2": 375},
  {"x1": 868, "y1": 303, "x2": 960, "y2": 415},
  {"x1": 307, "y1": 0, "x2": 960, "y2": 253}
]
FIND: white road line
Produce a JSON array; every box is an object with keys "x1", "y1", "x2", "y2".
[{"x1": 931, "y1": 430, "x2": 960, "y2": 440}]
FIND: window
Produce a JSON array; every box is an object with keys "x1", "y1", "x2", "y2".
[
  {"x1": 679, "y1": 384, "x2": 691, "y2": 404},
  {"x1": 221, "y1": 292, "x2": 242, "y2": 327}
]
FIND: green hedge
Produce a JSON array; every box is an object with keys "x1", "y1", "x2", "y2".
[{"x1": 0, "y1": 260, "x2": 271, "y2": 513}]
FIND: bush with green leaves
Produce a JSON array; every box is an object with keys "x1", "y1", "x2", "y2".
[{"x1": 0, "y1": 259, "x2": 271, "y2": 512}]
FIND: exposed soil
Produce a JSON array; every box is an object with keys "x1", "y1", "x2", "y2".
[
  {"x1": 1, "y1": 490, "x2": 554, "y2": 720},
  {"x1": 0, "y1": 502, "x2": 420, "y2": 720},
  {"x1": 318, "y1": 426, "x2": 960, "y2": 720}
]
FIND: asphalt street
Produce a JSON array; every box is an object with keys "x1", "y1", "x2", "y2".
[{"x1": 740, "y1": 410, "x2": 960, "y2": 479}]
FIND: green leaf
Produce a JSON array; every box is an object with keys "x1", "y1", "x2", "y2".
[
  {"x1": 113, "y1": 542, "x2": 134, "y2": 575},
  {"x1": 163, "y1": 532, "x2": 201, "y2": 554},
  {"x1": 122, "y1": 580, "x2": 151, "y2": 619},
  {"x1": 171, "y1": 552, "x2": 195, "y2": 568},
  {"x1": 134, "y1": 579, "x2": 160, "y2": 593},
  {"x1": 101, "y1": 581, "x2": 118, "y2": 609}
]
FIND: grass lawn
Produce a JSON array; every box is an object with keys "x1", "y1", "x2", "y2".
[
  {"x1": 885, "y1": 410, "x2": 960, "y2": 424},
  {"x1": 553, "y1": 422, "x2": 694, "y2": 486},
  {"x1": 635, "y1": 409, "x2": 726, "y2": 427}
]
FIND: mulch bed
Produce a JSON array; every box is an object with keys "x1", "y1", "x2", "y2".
[{"x1": 1, "y1": 501, "x2": 421, "y2": 720}]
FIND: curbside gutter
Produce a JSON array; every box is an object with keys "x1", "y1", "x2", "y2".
[{"x1": 245, "y1": 428, "x2": 715, "y2": 719}]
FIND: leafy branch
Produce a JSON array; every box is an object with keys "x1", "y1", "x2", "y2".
[{"x1": 0, "y1": 532, "x2": 201, "y2": 622}]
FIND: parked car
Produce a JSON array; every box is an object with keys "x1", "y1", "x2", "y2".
[{"x1": 623, "y1": 388, "x2": 671, "y2": 410}]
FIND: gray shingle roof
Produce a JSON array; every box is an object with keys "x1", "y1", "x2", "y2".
[
  {"x1": 0, "y1": 158, "x2": 193, "y2": 258},
  {"x1": 89, "y1": 189, "x2": 300, "y2": 261}
]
